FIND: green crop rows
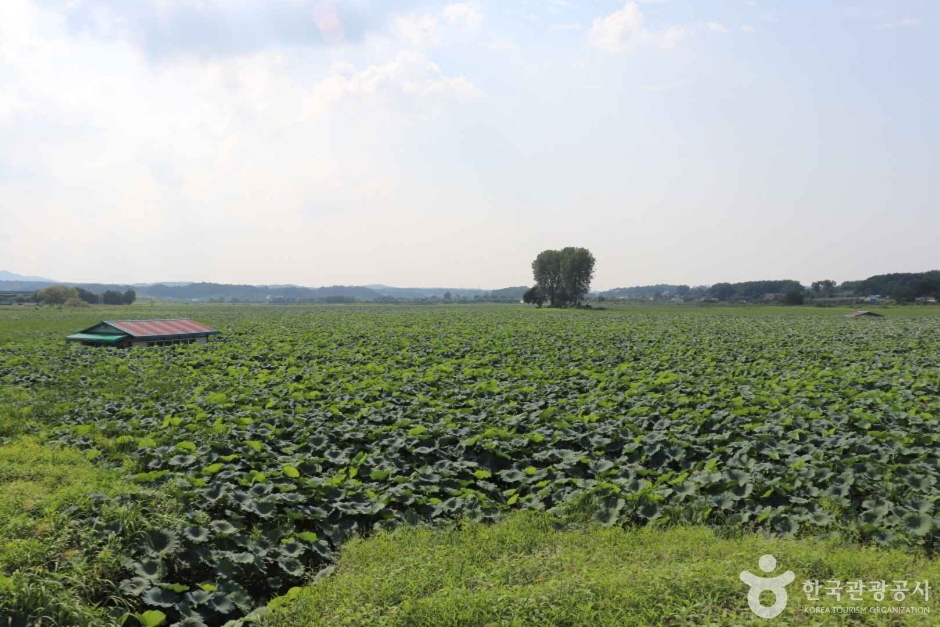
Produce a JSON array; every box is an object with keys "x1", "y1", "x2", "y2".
[{"x1": 2, "y1": 305, "x2": 940, "y2": 625}]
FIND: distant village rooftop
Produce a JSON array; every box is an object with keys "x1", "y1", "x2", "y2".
[{"x1": 66, "y1": 319, "x2": 219, "y2": 347}]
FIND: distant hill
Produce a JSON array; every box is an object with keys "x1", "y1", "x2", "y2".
[
  {"x1": 0, "y1": 279, "x2": 532, "y2": 303},
  {"x1": 365, "y1": 285, "x2": 487, "y2": 298},
  {"x1": 144, "y1": 282, "x2": 381, "y2": 302},
  {"x1": 0, "y1": 280, "x2": 58, "y2": 292},
  {"x1": 131, "y1": 282, "x2": 193, "y2": 288},
  {"x1": 0, "y1": 270, "x2": 55, "y2": 283},
  {"x1": 366, "y1": 285, "x2": 528, "y2": 300},
  {"x1": 600, "y1": 284, "x2": 688, "y2": 298},
  {"x1": 487, "y1": 286, "x2": 528, "y2": 299}
]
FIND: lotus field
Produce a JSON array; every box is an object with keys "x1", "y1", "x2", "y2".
[{"x1": 2, "y1": 304, "x2": 940, "y2": 625}]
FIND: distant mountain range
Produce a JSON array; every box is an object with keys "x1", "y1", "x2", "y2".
[
  {"x1": 0, "y1": 270, "x2": 56, "y2": 283},
  {"x1": 0, "y1": 274, "x2": 529, "y2": 302}
]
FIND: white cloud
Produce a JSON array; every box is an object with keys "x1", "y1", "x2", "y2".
[
  {"x1": 442, "y1": 3, "x2": 483, "y2": 30},
  {"x1": 486, "y1": 39, "x2": 517, "y2": 50},
  {"x1": 393, "y1": 14, "x2": 442, "y2": 48},
  {"x1": 740, "y1": 24, "x2": 755, "y2": 34},
  {"x1": 589, "y1": 1, "x2": 643, "y2": 53},
  {"x1": 589, "y1": 1, "x2": 687, "y2": 53},
  {"x1": 0, "y1": 0, "x2": 485, "y2": 284},
  {"x1": 640, "y1": 81, "x2": 685, "y2": 93},
  {"x1": 844, "y1": 6, "x2": 886, "y2": 21},
  {"x1": 549, "y1": 23, "x2": 582, "y2": 33},
  {"x1": 875, "y1": 18, "x2": 920, "y2": 30},
  {"x1": 705, "y1": 21, "x2": 729, "y2": 34},
  {"x1": 392, "y1": 4, "x2": 483, "y2": 48},
  {"x1": 306, "y1": 51, "x2": 484, "y2": 115}
]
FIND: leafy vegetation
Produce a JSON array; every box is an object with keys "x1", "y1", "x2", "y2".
[{"x1": 2, "y1": 304, "x2": 940, "y2": 624}]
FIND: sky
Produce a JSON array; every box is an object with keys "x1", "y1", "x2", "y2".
[{"x1": 0, "y1": 0, "x2": 937, "y2": 291}]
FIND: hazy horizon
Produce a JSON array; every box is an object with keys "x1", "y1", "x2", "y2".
[{"x1": 2, "y1": 1, "x2": 937, "y2": 292}]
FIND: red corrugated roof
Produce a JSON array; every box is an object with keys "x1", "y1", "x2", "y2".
[{"x1": 105, "y1": 319, "x2": 218, "y2": 338}]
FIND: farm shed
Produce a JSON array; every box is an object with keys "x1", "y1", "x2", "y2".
[
  {"x1": 845, "y1": 311, "x2": 883, "y2": 318},
  {"x1": 66, "y1": 319, "x2": 219, "y2": 347}
]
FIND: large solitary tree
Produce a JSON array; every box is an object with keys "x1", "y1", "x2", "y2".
[
  {"x1": 531, "y1": 247, "x2": 596, "y2": 308},
  {"x1": 559, "y1": 247, "x2": 596, "y2": 307},
  {"x1": 531, "y1": 250, "x2": 563, "y2": 307}
]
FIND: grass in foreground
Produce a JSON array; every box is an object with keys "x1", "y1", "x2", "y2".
[
  {"x1": 0, "y1": 438, "x2": 178, "y2": 627},
  {"x1": 267, "y1": 512, "x2": 940, "y2": 627}
]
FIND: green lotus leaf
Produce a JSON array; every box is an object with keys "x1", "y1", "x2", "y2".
[
  {"x1": 133, "y1": 559, "x2": 164, "y2": 581},
  {"x1": 210, "y1": 520, "x2": 237, "y2": 534},
  {"x1": 142, "y1": 529, "x2": 180, "y2": 557},
  {"x1": 184, "y1": 590, "x2": 213, "y2": 606},
  {"x1": 902, "y1": 512, "x2": 934, "y2": 536},
  {"x1": 142, "y1": 587, "x2": 180, "y2": 608},
  {"x1": 210, "y1": 593, "x2": 235, "y2": 614},
  {"x1": 500, "y1": 469, "x2": 525, "y2": 483},
  {"x1": 136, "y1": 610, "x2": 167, "y2": 627},
  {"x1": 279, "y1": 557, "x2": 305, "y2": 577},
  {"x1": 121, "y1": 577, "x2": 151, "y2": 596},
  {"x1": 711, "y1": 495, "x2": 735, "y2": 510},
  {"x1": 182, "y1": 526, "x2": 210, "y2": 543},
  {"x1": 229, "y1": 551, "x2": 256, "y2": 564}
]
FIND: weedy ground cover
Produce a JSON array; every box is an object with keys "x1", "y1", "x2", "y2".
[
  {"x1": 266, "y1": 511, "x2": 940, "y2": 626},
  {"x1": 1, "y1": 304, "x2": 940, "y2": 625}
]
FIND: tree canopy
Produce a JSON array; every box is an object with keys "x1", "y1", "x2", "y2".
[
  {"x1": 35, "y1": 285, "x2": 78, "y2": 305},
  {"x1": 706, "y1": 280, "x2": 803, "y2": 302},
  {"x1": 522, "y1": 286, "x2": 544, "y2": 308},
  {"x1": 531, "y1": 248, "x2": 595, "y2": 307},
  {"x1": 853, "y1": 271, "x2": 940, "y2": 302}
]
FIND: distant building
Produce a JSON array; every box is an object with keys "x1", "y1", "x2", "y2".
[
  {"x1": 915, "y1": 297, "x2": 938, "y2": 304},
  {"x1": 862, "y1": 295, "x2": 883, "y2": 303},
  {"x1": 66, "y1": 319, "x2": 219, "y2": 348}
]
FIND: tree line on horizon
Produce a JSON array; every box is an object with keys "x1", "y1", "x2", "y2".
[
  {"x1": 599, "y1": 272, "x2": 940, "y2": 304},
  {"x1": 33, "y1": 285, "x2": 136, "y2": 307},
  {"x1": 9, "y1": 270, "x2": 940, "y2": 307}
]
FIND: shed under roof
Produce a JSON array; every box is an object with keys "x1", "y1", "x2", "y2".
[
  {"x1": 68, "y1": 318, "x2": 219, "y2": 342},
  {"x1": 105, "y1": 319, "x2": 218, "y2": 338}
]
